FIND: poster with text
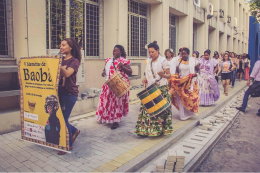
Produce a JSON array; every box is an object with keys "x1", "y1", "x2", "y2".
[{"x1": 18, "y1": 56, "x2": 69, "y2": 151}]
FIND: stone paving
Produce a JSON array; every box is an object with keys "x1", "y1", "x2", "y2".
[{"x1": 0, "y1": 81, "x2": 246, "y2": 172}]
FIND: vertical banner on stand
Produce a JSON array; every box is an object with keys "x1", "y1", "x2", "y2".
[{"x1": 18, "y1": 56, "x2": 69, "y2": 151}]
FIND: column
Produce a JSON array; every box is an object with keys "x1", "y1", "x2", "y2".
[
  {"x1": 150, "y1": 1, "x2": 169, "y2": 52},
  {"x1": 104, "y1": 0, "x2": 128, "y2": 59}
]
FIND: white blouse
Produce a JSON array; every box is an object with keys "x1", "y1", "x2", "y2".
[{"x1": 145, "y1": 55, "x2": 170, "y2": 87}]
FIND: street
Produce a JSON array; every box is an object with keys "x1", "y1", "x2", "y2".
[{"x1": 197, "y1": 97, "x2": 260, "y2": 172}]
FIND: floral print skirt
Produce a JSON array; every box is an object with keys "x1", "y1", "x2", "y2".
[{"x1": 134, "y1": 85, "x2": 173, "y2": 137}]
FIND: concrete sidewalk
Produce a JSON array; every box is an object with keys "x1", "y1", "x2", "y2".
[{"x1": 0, "y1": 81, "x2": 247, "y2": 172}]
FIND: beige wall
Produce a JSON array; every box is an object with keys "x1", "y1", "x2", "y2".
[
  {"x1": 10, "y1": 0, "x2": 251, "y2": 92},
  {"x1": 13, "y1": 0, "x2": 46, "y2": 63}
]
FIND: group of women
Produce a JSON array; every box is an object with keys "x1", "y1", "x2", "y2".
[{"x1": 58, "y1": 38, "x2": 250, "y2": 154}]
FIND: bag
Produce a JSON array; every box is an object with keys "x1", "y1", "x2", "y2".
[{"x1": 249, "y1": 82, "x2": 260, "y2": 97}]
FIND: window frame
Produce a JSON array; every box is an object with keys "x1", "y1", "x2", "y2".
[
  {"x1": 46, "y1": 0, "x2": 104, "y2": 59},
  {"x1": 169, "y1": 13, "x2": 178, "y2": 55},
  {"x1": 127, "y1": 0, "x2": 150, "y2": 59},
  {"x1": 0, "y1": 0, "x2": 14, "y2": 58}
]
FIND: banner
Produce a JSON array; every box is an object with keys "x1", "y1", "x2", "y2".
[{"x1": 18, "y1": 56, "x2": 69, "y2": 151}]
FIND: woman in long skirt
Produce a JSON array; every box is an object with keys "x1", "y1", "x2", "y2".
[
  {"x1": 197, "y1": 49, "x2": 220, "y2": 106},
  {"x1": 96, "y1": 45, "x2": 132, "y2": 129},
  {"x1": 244, "y1": 54, "x2": 251, "y2": 80},
  {"x1": 134, "y1": 41, "x2": 173, "y2": 137},
  {"x1": 168, "y1": 47, "x2": 200, "y2": 121}
]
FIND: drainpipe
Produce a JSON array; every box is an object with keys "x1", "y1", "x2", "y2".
[
  {"x1": 25, "y1": 0, "x2": 29, "y2": 57},
  {"x1": 117, "y1": 0, "x2": 119, "y2": 44},
  {"x1": 162, "y1": 1, "x2": 163, "y2": 50}
]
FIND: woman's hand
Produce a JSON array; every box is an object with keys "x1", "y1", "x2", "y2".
[
  {"x1": 195, "y1": 64, "x2": 200, "y2": 71},
  {"x1": 120, "y1": 64, "x2": 132, "y2": 76},
  {"x1": 142, "y1": 77, "x2": 147, "y2": 87},
  {"x1": 247, "y1": 80, "x2": 251, "y2": 87},
  {"x1": 157, "y1": 71, "x2": 164, "y2": 77},
  {"x1": 118, "y1": 63, "x2": 123, "y2": 69},
  {"x1": 60, "y1": 65, "x2": 74, "y2": 78},
  {"x1": 101, "y1": 67, "x2": 106, "y2": 77},
  {"x1": 176, "y1": 66, "x2": 180, "y2": 74},
  {"x1": 102, "y1": 71, "x2": 106, "y2": 77}
]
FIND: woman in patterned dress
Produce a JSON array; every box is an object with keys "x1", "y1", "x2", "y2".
[
  {"x1": 134, "y1": 41, "x2": 173, "y2": 137},
  {"x1": 96, "y1": 45, "x2": 132, "y2": 129},
  {"x1": 168, "y1": 47, "x2": 200, "y2": 120},
  {"x1": 197, "y1": 49, "x2": 220, "y2": 106}
]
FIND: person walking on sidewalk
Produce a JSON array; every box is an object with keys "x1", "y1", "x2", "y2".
[
  {"x1": 217, "y1": 53, "x2": 233, "y2": 96},
  {"x1": 244, "y1": 54, "x2": 251, "y2": 80},
  {"x1": 96, "y1": 45, "x2": 132, "y2": 130},
  {"x1": 168, "y1": 47, "x2": 200, "y2": 121},
  {"x1": 197, "y1": 49, "x2": 220, "y2": 106},
  {"x1": 58, "y1": 38, "x2": 81, "y2": 155},
  {"x1": 236, "y1": 55, "x2": 260, "y2": 116},
  {"x1": 134, "y1": 41, "x2": 173, "y2": 137},
  {"x1": 230, "y1": 52, "x2": 238, "y2": 88},
  {"x1": 236, "y1": 54, "x2": 245, "y2": 82},
  {"x1": 213, "y1": 51, "x2": 222, "y2": 82}
]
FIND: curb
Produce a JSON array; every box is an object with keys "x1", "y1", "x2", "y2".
[
  {"x1": 183, "y1": 110, "x2": 241, "y2": 172},
  {"x1": 115, "y1": 85, "x2": 247, "y2": 172}
]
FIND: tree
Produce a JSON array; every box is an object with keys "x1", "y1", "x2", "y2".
[{"x1": 249, "y1": 0, "x2": 260, "y2": 23}]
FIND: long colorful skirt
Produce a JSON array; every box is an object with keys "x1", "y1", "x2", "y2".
[
  {"x1": 134, "y1": 85, "x2": 173, "y2": 137},
  {"x1": 168, "y1": 74, "x2": 199, "y2": 120},
  {"x1": 198, "y1": 72, "x2": 220, "y2": 106},
  {"x1": 96, "y1": 83, "x2": 129, "y2": 123}
]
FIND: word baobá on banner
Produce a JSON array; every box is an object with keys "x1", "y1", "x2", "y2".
[{"x1": 18, "y1": 56, "x2": 69, "y2": 152}]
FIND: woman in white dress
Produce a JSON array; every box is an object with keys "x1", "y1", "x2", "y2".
[{"x1": 168, "y1": 47, "x2": 200, "y2": 120}]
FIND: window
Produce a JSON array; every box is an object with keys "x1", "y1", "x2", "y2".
[
  {"x1": 46, "y1": 0, "x2": 103, "y2": 58},
  {"x1": 128, "y1": 0, "x2": 149, "y2": 57},
  {"x1": 169, "y1": 14, "x2": 177, "y2": 54},
  {"x1": 193, "y1": 23, "x2": 197, "y2": 52},
  {"x1": 0, "y1": 0, "x2": 13, "y2": 58}
]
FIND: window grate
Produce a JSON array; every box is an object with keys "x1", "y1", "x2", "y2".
[
  {"x1": 46, "y1": 0, "x2": 103, "y2": 58},
  {"x1": 169, "y1": 14, "x2": 177, "y2": 54},
  {"x1": 193, "y1": 23, "x2": 197, "y2": 52},
  {"x1": 0, "y1": 0, "x2": 13, "y2": 57},
  {"x1": 128, "y1": 0, "x2": 148, "y2": 58}
]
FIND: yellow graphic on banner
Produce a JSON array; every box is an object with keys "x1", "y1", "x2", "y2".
[{"x1": 18, "y1": 56, "x2": 69, "y2": 151}]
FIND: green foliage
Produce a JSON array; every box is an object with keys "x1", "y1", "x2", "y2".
[{"x1": 249, "y1": 0, "x2": 260, "y2": 21}]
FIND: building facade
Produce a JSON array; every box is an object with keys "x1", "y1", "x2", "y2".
[{"x1": 0, "y1": 0, "x2": 250, "y2": 133}]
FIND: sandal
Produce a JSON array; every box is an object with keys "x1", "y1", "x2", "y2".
[
  {"x1": 72, "y1": 130, "x2": 80, "y2": 144},
  {"x1": 58, "y1": 146, "x2": 73, "y2": 155},
  {"x1": 225, "y1": 93, "x2": 228, "y2": 96},
  {"x1": 111, "y1": 122, "x2": 119, "y2": 130}
]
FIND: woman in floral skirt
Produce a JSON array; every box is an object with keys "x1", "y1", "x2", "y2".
[
  {"x1": 134, "y1": 41, "x2": 173, "y2": 137},
  {"x1": 96, "y1": 45, "x2": 132, "y2": 130}
]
